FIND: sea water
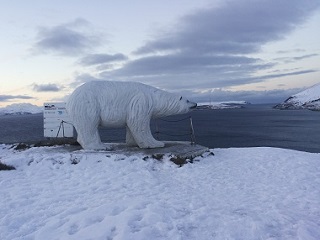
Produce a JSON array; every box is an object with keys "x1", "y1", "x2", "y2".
[{"x1": 0, "y1": 104, "x2": 319, "y2": 153}]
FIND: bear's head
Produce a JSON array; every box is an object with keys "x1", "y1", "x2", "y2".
[
  {"x1": 152, "y1": 90, "x2": 197, "y2": 118},
  {"x1": 176, "y1": 95, "x2": 197, "y2": 113}
]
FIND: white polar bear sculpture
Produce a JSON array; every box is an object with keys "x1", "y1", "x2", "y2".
[{"x1": 66, "y1": 81, "x2": 197, "y2": 150}]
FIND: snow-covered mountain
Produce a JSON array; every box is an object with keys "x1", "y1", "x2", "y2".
[
  {"x1": 0, "y1": 103, "x2": 42, "y2": 115},
  {"x1": 274, "y1": 83, "x2": 320, "y2": 110}
]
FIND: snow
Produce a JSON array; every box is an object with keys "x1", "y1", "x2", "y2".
[
  {"x1": 274, "y1": 83, "x2": 320, "y2": 110},
  {"x1": 1, "y1": 145, "x2": 319, "y2": 240},
  {"x1": 0, "y1": 103, "x2": 42, "y2": 115},
  {"x1": 197, "y1": 101, "x2": 249, "y2": 109},
  {"x1": 294, "y1": 83, "x2": 320, "y2": 104}
]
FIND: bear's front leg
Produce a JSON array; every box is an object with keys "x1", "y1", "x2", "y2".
[
  {"x1": 126, "y1": 126, "x2": 138, "y2": 147},
  {"x1": 76, "y1": 127, "x2": 106, "y2": 150},
  {"x1": 127, "y1": 93, "x2": 165, "y2": 148},
  {"x1": 73, "y1": 117, "x2": 106, "y2": 150},
  {"x1": 127, "y1": 118, "x2": 164, "y2": 149}
]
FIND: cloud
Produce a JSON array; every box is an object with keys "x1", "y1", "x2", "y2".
[
  {"x1": 274, "y1": 54, "x2": 319, "y2": 63},
  {"x1": 106, "y1": 54, "x2": 262, "y2": 76},
  {"x1": 33, "y1": 18, "x2": 101, "y2": 56},
  {"x1": 276, "y1": 49, "x2": 306, "y2": 54},
  {"x1": 32, "y1": 83, "x2": 62, "y2": 92},
  {"x1": 181, "y1": 87, "x2": 305, "y2": 104},
  {"x1": 67, "y1": 69, "x2": 311, "y2": 103},
  {"x1": 0, "y1": 95, "x2": 34, "y2": 102},
  {"x1": 69, "y1": 73, "x2": 103, "y2": 88},
  {"x1": 292, "y1": 54, "x2": 319, "y2": 61},
  {"x1": 99, "y1": 0, "x2": 319, "y2": 91},
  {"x1": 79, "y1": 53, "x2": 128, "y2": 66},
  {"x1": 135, "y1": 0, "x2": 319, "y2": 56}
]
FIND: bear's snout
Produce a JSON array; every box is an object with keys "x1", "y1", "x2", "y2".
[{"x1": 189, "y1": 102, "x2": 197, "y2": 109}]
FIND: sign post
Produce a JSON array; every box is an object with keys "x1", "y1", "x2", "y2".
[{"x1": 43, "y1": 102, "x2": 74, "y2": 138}]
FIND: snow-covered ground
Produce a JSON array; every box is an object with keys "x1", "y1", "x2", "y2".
[
  {"x1": 274, "y1": 83, "x2": 320, "y2": 110},
  {"x1": 1, "y1": 145, "x2": 319, "y2": 240},
  {"x1": 0, "y1": 103, "x2": 42, "y2": 115}
]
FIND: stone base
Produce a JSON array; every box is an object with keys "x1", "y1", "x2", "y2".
[{"x1": 70, "y1": 141, "x2": 209, "y2": 160}]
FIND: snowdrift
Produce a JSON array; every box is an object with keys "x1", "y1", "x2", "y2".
[{"x1": 0, "y1": 145, "x2": 319, "y2": 240}]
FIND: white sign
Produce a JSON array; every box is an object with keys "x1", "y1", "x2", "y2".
[{"x1": 43, "y1": 102, "x2": 74, "y2": 138}]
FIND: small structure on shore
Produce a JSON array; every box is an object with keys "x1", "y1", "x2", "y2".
[{"x1": 43, "y1": 102, "x2": 74, "y2": 138}]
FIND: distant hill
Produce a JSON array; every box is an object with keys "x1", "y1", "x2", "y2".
[
  {"x1": 274, "y1": 83, "x2": 320, "y2": 110},
  {"x1": 0, "y1": 103, "x2": 42, "y2": 115},
  {"x1": 197, "y1": 101, "x2": 250, "y2": 110}
]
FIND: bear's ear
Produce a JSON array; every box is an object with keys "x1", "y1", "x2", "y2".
[{"x1": 179, "y1": 96, "x2": 182, "y2": 101}]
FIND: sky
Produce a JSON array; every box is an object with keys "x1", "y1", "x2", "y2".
[{"x1": 1, "y1": 0, "x2": 320, "y2": 107}]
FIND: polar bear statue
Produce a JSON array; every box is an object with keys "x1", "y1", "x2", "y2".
[{"x1": 66, "y1": 81, "x2": 197, "y2": 150}]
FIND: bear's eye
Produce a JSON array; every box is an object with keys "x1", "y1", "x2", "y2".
[{"x1": 179, "y1": 96, "x2": 182, "y2": 101}]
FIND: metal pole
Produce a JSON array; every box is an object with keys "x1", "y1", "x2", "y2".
[
  {"x1": 62, "y1": 121, "x2": 65, "y2": 137},
  {"x1": 189, "y1": 117, "x2": 196, "y2": 145},
  {"x1": 56, "y1": 121, "x2": 62, "y2": 138},
  {"x1": 155, "y1": 119, "x2": 159, "y2": 139}
]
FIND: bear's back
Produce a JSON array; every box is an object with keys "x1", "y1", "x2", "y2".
[{"x1": 77, "y1": 81, "x2": 154, "y2": 98}]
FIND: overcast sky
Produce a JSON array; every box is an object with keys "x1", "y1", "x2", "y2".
[{"x1": 1, "y1": 0, "x2": 320, "y2": 106}]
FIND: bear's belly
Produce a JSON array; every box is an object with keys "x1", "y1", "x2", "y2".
[
  {"x1": 100, "y1": 120, "x2": 126, "y2": 128},
  {"x1": 100, "y1": 112, "x2": 127, "y2": 128}
]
